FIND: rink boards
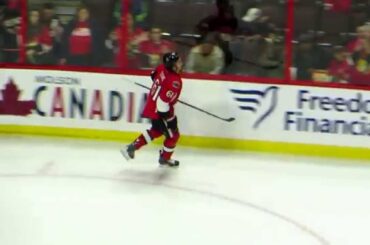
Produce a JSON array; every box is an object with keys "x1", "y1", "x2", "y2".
[{"x1": 0, "y1": 68, "x2": 369, "y2": 160}]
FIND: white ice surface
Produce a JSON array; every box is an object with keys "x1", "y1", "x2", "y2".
[{"x1": 0, "y1": 136, "x2": 369, "y2": 245}]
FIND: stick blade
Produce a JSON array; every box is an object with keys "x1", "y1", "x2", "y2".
[{"x1": 225, "y1": 117, "x2": 236, "y2": 122}]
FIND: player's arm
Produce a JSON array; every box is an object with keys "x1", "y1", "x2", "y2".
[
  {"x1": 157, "y1": 97, "x2": 178, "y2": 136},
  {"x1": 150, "y1": 70, "x2": 157, "y2": 82},
  {"x1": 157, "y1": 95, "x2": 178, "y2": 134},
  {"x1": 156, "y1": 82, "x2": 179, "y2": 121},
  {"x1": 151, "y1": 64, "x2": 163, "y2": 82},
  {"x1": 156, "y1": 92, "x2": 175, "y2": 120}
]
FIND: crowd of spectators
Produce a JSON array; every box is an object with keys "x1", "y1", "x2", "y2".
[
  {"x1": 291, "y1": 0, "x2": 370, "y2": 85},
  {"x1": 0, "y1": 0, "x2": 21, "y2": 63},
  {"x1": 26, "y1": 3, "x2": 63, "y2": 64},
  {"x1": 329, "y1": 23, "x2": 370, "y2": 85},
  {"x1": 293, "y1": 21, "x2": 370, "y2": 85},
  {"x1": 0, "y1": 0, "x2": 369, "y2": 86},
  {"x1": 1, "y1": 0, "x2": 120, "y2": 67},
  {"x1": 59, "y1": 6, "x2": 102, "y2": 66},
  {"x1": 25, "y1": 2, "x2": 107, "y2": 66},
  {"x1": 0, "y1": 0, "x2": 283, "y2": 75}
]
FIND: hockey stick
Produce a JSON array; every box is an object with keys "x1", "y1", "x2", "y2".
[{"x1": 134, "y1": 82, "x2": 235, "y2": 122}]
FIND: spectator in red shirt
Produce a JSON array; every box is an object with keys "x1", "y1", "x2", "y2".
[
  {"x1": 7, "y1": 0, "x2": 21, "y2": 11},
  {"x1": 40, "y1": 3, "x2": 64, "y2": 61},
  {"x1": 27, "y1": 9, "x2": 42, "y2": 63},
  {"x1": 328, "y1": 46, "x2": 353, "y2": 83},
  {"x1": 60, "y1": 6, "x2": 103, "y2": 66},
  {"x1": 346, "y1": 25, "x2": 367, "y2": 53},
  {"x1": 347, "y1": 25, "x2": 370, "y2": 85},
  {"x1": 105, "y1": 13, "x2": 149, "y2": 68},
  {"x1": 324, "y1": 0, "x2": 352, "y2": 12},
  {"x1": 27, "y1": 9, "x2": 42, "y2": 42},
  {"x1": 26, "y1": 9, "x2": 54, "y2": 64},
  {"x1": 123, "y1": 13, "x2": 148, "y2": 68},
  {"x1": 351, "y1": 25, "x2": 370, "y2": 74},
  {"x1": 138, "y1": 27, "x2": 175, "y2": 68},
  {"x1": 127, "y1": 13, "x2": 148, "y2": 55}
]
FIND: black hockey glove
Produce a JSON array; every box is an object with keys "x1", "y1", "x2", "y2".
[
  {"x1": 150, "y1": 70, "x2": 157, "y2": 82},
  {"x1": 161, "y1": 116, "x2": 178, "y2": 138},
  {"x1": 158, "y1": 112, "x2": 177, "y2": 130},
  {"x1": 158, "y1": 111, "x2": 171, "y2": 120},
  {"x1": 166, "y1": 116, "x2": 178, "y2": 131}
]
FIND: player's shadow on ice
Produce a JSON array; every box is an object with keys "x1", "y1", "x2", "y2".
[{"x1": 117, "y1": 168, "x2": 174, "y2": 185}]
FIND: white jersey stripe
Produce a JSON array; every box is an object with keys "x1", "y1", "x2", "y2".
[
  {"x1": 163, "y1": 146, "x2": 175, "y2": 152},
  {"x1": 167, "y1": 115, "x2": 176, "y2": 121},
  {"x1": 167, "y1": 128, "x2": 173, "y2": 138},
  {"x1": 143, "y1": 130, "x2": 152, "y2": 143},
  {"x1": 162, "y1": 120, "x2": 173, "y2": 138}
]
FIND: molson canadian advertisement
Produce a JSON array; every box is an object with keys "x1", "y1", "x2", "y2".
[{"x1": 0, "y1": 69, "x2": 369, "y2": 155}]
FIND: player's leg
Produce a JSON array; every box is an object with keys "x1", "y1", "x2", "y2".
[
  {"x1": 121, "y1": 120, "x2": 163, "y2": 160},
  {"x1": 158, "y1": 117, "x2": 180, "y2": 167}
]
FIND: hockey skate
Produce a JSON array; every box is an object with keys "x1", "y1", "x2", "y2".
[
  {"x1": 121, "y1": 144, "x2": 135, "y2": 161},
  {"x1": 159, "y1": 150, "x2": 179, "y2": 167}
]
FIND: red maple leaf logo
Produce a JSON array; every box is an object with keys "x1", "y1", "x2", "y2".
[{"x1": 0, "y1": 78, "x2": 36, "y2": 116}]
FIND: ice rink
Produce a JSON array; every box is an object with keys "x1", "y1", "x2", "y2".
[{"x1": 0, "y1": 136, "x2": 369, "y2": 245}]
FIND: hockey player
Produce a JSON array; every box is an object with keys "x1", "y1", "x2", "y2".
[{"x1": 121, "y1": 52, "x2": 183, "y2": 167}]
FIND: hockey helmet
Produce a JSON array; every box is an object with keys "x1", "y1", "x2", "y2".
[{"x1": 163, "y1": 52, "x2": 179, "y2": 70}]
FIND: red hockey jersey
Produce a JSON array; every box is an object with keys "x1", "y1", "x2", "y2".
[{"x1": 142, "y1": 64, "x2": 182, "y2": 120}]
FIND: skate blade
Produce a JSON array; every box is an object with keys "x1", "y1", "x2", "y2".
[
  {"x1": 120, "y1": 148, "x2": 131, "y2": 161},
  {"x1": 159, "y1": 163, "x2": 180, "y2": 168}
]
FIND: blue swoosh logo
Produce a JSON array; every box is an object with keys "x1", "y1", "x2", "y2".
[
  {"x1": 235, "y1": 98, "x2": 260, "y2": 104},
  {"x1": 239, "y1": 106, "x2": 257, "y2": 112},
  {"x1": 252, "y1": 86, "x2": 278, "y2": 128},
  {"x1": 231, "y1": 86, "x2": 279, "y2": 128},
  {"x1": 230, "y1": 89, "x2": 265, "y2": 96}
]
